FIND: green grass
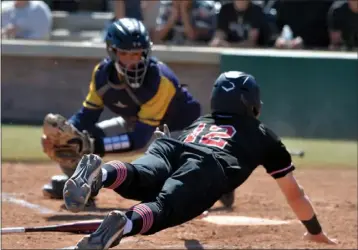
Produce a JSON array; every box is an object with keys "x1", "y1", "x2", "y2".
[
  {"x1": 1, "y1": 125, "x2": 357, "y2": 168},
  {"x1": 1, "y1": 124, "x2": 48, "y2": 162},
  {"x1": 282, "y1": 137, "x2": 357, "y2": 168}
]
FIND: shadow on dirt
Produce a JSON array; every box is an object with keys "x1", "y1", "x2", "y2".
[
  {"x1": 46, "y1": 213, "x2": 105, "y2": 222},
  {"x1": 184, "y1": 239, "x2": 205, "y2": 249},
  {"x1": 46, "y1": 203, "x2": 130, "y2": 222},
  {"x1": 62, "y1": 202, "x2": 129, "y2": 212},
  {"x1": 207, "y1": 206, "x2": 234, "y2": 213}
]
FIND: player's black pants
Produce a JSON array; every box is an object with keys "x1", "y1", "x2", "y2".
[{"x1": 101, "y1": 138, "x2": 247, "y2": 235}]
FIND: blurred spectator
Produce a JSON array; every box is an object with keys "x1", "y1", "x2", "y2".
[
  {"x1": 327, "y1": 0, "x2": 358, "y2": 51},
  {"x1": 107, "y1": 0, "x2": 160, "y2": 38},
  {"x1": 45, "y1": 0, "x2": 107, "y2": 12},
  {"x1": 111, "y1": 0, "x2": 142, "y2": 20},
  {"x1": 268, "y1": 0, "x2": 334, "y2": 50},
  {"x1": 77, "y1": 0, "x2": 107, "y2": 12},
  {"x1": 209, "y1": 0, "x2": 271, "y2": 47},
  {"x1": 49, "y1": 0, "x2": 80, "y2": 12},
  {"x1": 1, "y1": 0, "x2": 52, "y2": 40},
  {"x1": 155, "y1": 0, "x2": 217, "y2": 45},
  {"x1": 142, "y1": 1, "x2": 161, "y2": 38}
]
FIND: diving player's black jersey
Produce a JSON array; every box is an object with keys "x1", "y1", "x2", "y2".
[{"x1": 177, "y1": 114, "x2": 295, "y2": 179}]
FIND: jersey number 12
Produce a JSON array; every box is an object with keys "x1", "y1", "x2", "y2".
[{"x1": 184, "y1": 123, "x2": 236, "y2": 149}]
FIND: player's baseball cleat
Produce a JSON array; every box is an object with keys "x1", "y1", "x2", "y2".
[
  {"x1": 42, "y1": 175, "x2": 69, "y2": 199},
  {"x1": 63, "y1": 154, "x2": 103, "y2": 213},
  {"x1": 74, "y1": 210, "x2": 127, "y2": 250},
  {"x1": 219, "y1": 191, "x2": 235, "y2": 208}
]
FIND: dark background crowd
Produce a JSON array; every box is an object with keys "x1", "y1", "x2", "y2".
[{"x1": 2, "y1": 0, "x2": 358, "y2": 51}]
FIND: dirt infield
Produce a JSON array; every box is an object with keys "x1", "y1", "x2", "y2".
[{"x1": 1, "y1": 162, "x2": 357, "y2": 249}]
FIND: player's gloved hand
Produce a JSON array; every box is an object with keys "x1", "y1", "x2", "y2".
[
  {"x1": 303, "y1": 232, "x2": 337, "y2": 245},
  {"x1": 154, "y1": 124, "x2": 171, "y2": 139},
  {"x1": 42, "y1": 113, "x2": 94, "y2": 168}
]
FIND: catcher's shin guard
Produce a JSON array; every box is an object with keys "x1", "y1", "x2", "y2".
[
  {"x1": 219, "y1": 191, "x2": 235, "y2": 208},
  {"x1": 74, "y1": 210, "x2": 127, "y2": 250},
  {"x1": 63, "y1": 154, "x2": 103, "y2": 213},
  {"x1": 42, "y1": 175, "x2": 69, "y2": 199}
]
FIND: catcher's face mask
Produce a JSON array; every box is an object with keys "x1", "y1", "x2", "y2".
[{"x1": 110, "y1": 48, "x2": 150, "y2": 89}]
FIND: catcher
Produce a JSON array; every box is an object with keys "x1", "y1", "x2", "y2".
[
  {"x1": 63, "y1": 71, "x2": 336, "y2": 249},
  {"x1": 41, "y1": 17, "x2": 201, "y2": 200}
]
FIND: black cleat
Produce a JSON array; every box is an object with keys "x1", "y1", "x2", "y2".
[
  {"x1": 74, "y1": 210, "x2": 127, "y2": 249},
  {"x1": 63, "y1": 154, "x2": 103, "y2": 213}
]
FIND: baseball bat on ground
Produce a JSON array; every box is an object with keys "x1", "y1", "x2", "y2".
[
  {"x1": 288, "y1": 149, "x2": 305, "y2": 158},
  {"x1": 2, "y1": 210, "x2": 210, "y2": 235},
  {"x1": 1, "y1": 220, "x2": 102, "y2": 235}
]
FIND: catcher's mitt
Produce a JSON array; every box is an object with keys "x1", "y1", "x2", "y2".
[{"x1": 42, "y1": 113, "x2": 94, "y2": 168}]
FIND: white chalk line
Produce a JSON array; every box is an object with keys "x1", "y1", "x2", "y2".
[
  {"x1": 2, "y1": 193, "x2": 295, "y2": 225},
  {"x1": 202, "y1": 215, "x2": 296, "y2": 226},
  {"x1": 2, "y1": 192, "x2": 57, "y2": 214}
]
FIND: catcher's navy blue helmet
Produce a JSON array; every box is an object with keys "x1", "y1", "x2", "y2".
[
  {"x1": 211, "y1": 71, "x2": 263, "y2": 118},
  {"x1": 105, "y1": 18, "x2": 152, "y2": 88}
]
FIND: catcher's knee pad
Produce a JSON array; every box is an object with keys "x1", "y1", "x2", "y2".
[
  {"x1": 42, "y1": 175, "x2": 69, "y2": 199},
  {"x1": 96, "y1": 117, "x2": 131, "y2": 136}
]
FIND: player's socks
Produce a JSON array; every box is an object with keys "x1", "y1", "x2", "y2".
[
  {"x1": 124, "y1": 202, "x2": 160, "y2": 236},
  {"x1": 101, "y1": 160, "x2": 132, "y2": 189},
  {"x1": 101, "y1": 168, "x2": 108, "y2": 183},
  {"x1": 123, "y1": 216, "x2": 133, "y2": 235},
  {"x1": 123, "y1": 207, "x2": 147, "y2": 236}
]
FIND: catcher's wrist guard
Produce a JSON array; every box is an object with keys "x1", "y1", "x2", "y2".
[{"x1": 42, "y1": 113, "x2": 94, "y2": 168}]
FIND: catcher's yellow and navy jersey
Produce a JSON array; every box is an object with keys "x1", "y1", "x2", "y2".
[{"x1": 69, "y1": 57, "x2": 201, "y2": 152}]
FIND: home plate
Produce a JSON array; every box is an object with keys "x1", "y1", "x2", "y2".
[{"x1": 202, "y1": 215, "x2": 292, "y2": 226}]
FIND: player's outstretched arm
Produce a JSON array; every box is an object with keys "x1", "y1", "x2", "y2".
[{"x1": 275, "y1": 172, "x2": 337, "y2": 245}]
